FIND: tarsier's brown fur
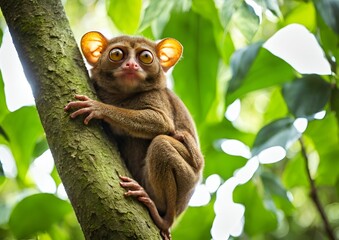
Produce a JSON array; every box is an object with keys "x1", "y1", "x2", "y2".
[{"x1": 65, "y1": 32, "x2": 204, "y2": 239}]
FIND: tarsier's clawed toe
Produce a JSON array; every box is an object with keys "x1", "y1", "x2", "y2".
[
  {"x1": 119, "y1": 176, "x2": 159, "y2": 220},
  {"x1": 161, "y1": 229, "x2": 171, "y2": 240},
  {"x1": 119, "y1": 176, "x2": 149, "y2": 199}
]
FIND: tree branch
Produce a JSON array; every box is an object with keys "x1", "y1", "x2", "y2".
[
  {"x1": 299, "y1": 137, "x2": 336, "y2": 240},
  {"x1": 0, "y1": 0, "x2": 160, "y2": 239}
]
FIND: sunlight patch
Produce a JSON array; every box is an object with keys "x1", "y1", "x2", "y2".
[
  {"x1": 189, "y1": 184, "x2": 211, "y2": 207},
  {"x1": 258, "y1": 146, "x2": 286, "y2": 164},
  {"x1": 264, "y1": 24, "x2": 331, "y2": 75}
]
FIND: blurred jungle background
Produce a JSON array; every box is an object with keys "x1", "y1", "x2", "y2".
[{"x1": 0, "y1": 0, "x2": 339, "y2": 239}]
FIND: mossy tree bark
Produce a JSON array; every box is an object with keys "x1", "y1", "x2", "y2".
[{"x1": 0, "y1": 0, "x2": 160, "y2": 239}]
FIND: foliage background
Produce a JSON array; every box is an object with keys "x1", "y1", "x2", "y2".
[{"x1": 1, "y1": 0, "x2": 339, "y2": 239}]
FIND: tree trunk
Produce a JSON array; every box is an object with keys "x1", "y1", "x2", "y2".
[{"x1": 0, "y1": 0, "x2": 160, "y2": 239}]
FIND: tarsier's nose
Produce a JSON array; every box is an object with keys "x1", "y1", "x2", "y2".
[{"x1": 124, "y1": 60, "x2": 139, "y2": 71}]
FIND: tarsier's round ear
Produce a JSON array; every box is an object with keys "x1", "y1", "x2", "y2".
[
  {"x1": 156, "y1": 38, "x2": 183, "y2": 72},
  {"x1": 81, "y1": 31, "x2": 108, "y2": 66}
]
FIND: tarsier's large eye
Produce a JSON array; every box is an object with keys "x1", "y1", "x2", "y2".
[
  {"x1": 139, "y1": 50, "x2": 153, "y2": 64},
  {"x1": 109, "y1": 48, "x2": 124, "y2": 62}
]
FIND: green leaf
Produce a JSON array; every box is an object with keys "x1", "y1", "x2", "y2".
[
  {"x1": 163, "y1": 11, "x2": 219, "y2": 124},
  {"x1": 282, "y1": 152, "x2": 309, "y2": 188},
  {"x1": 32, "y1": 137, "x2": 49, "y2": 159},
  {"x1": 261, "y1": 171, "x2": 289, "y2": 200},
  {"x1": 284, "y1": 2, "x2": 316, "y2": 31},
  {"x1": 1, "y1": 106, "x2": 45, "y2": 180},
  {"x1": 200, "y1": 120, "x2": 254, "y2": 179},
  {"x1": 0, "y1": 160, "x2": 4, "y2": 177},
  {"x1": 51, "y1": 166, "x2": 62, "y2": 186},
  {"x1": 263, "y1": 88, "x2": 289, "y2": 124},
  {"x1": 139, "y1": 1, "x2": 169, "y2": 30},
  {"x1": 203, "y1": 144, "x2": 248, "y2": 179},
  {"x1": 0, "y1": 164, "x2": 4, "y2": 186},
  {"x1": 220, "y1": 0, "x2": 243, "y2": 29},
  {"x1": 313, "y1": 0, "x2": 339, "y2": 34},
  {"x1": 331, "y1": 88, "x2": 339, "y2": 127},
  {"x1": 263, "y1": 0, "x2": 282, "y2": 18},
  {"x1": 316, "y1": 6, "x2": 339, "y2": 73},
  {"x1": 252, "y1": 117, "x2": 300, "y2": 156},
  {"x1": 172, "y1": 203, "x2": 214, "y2": 239},
  {"x1": 9, "y1": 193, "x2": 72, "y2": 239},
  {"x1": 192, "y1": 0, "x2": 221, "y2": 27},
  {"x1": 106, "y1": 0, "x2": 142, "y2": 34},
  {"x1": 260, "y1": 171, "x2": 295, "y2": 216},
  {"x1": 282, "y1": 74, "x2": 331, "y2": 118},
  {"x1": 0, "y1": 71, "x2": 9, "y2": 122},
  {"x1": 220, "y1": 0, "x2": 259, "y2": 41},
  {"x1": 139, "y1": 0, "x2": 175, "y2": 34},
  {"x1": 234, "y1": 180, "x2": 278, "y2": 236},
  {"x1": 233, "y1": 2, "x2": 260, "y2": 42},
  {"x1": 0, "y1": 27, "x2": 3, "y2": 47},
  {"x1": 0, "y1": 126, "x2": 9, "y2": 145},
  {"x1": 228, "y1": 42, "x2": 263, "y2": 92},
  {"x1": 305, "y1": 113, "x2": 339, "y2": 185},
  {"x1": 227, "y1": 47, "x2": 296, "y2": 103}
]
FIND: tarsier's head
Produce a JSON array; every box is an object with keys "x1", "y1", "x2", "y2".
[{"x1": 80, "y1": 31, "x2": 183, "y2": 94}]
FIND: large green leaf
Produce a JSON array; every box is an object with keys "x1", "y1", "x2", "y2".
[
  {"x1": 172, "y1": 203, "x2": 214, "y2": 239},
  {"x1": 233, "y1": 180, "x2": 278, "y2": 236},
  {"x1": 162, "y1": 11, "x2": 219, "y2": 124},
  {"x1": 0, "y1": 160, "x2": 4, "y2": 177},
  {"x1": 0, "y1": 71, "x2": 9, "y2": 122},
  {"x1": 200, "y1": 120, "x2": 254, "y2": 179},
  {"x1": 282, "y1": 74, "x2": 331, "y2": 118},
  {"x1": 9, "y1": 193, "x2": 72, "y2": 239},
  {"x1": 139, "y1": 0, "x2": 177, "y2": 37},
  {"x1": 220, "y1": 0, "x2": 259, "y2": 42},
  {"x1": 313, "y1": 0, "x2": 339, "y2": 34},
  {"x1": 233, "y1": 1, "x2": 260, "y2": 42},
  {"x1": 203, "y1": 144, "x2": 248, "y2": 179},
  {"x1": 192, "y1": 0, "x2": 221, "y2": 27},
  {"x1": 263, "y1": 88, "x2": 289, "y2": 124},
  {"x1": 282, "y1": 152, "x2": 309, "y2": 188},
  {"x1": 284, "y1": 1, "x2": 316, "y2": 31},
  {"x1": 261, "y1": 171, "x2": 295, "y2": 218},
  {"x1": 331, "y1": 88, "x2": 339, "y2": 129},
  {"x1": 227, "y1": 47, "x2": 296, "y2": 103},
  {"x1": 220, "y1": 0, "x2": 242, "y2": 29},
  {"x1": 0, "y1": 27, "x2": 3, "y2": 46},
  {"x1": 106, "y1": 0, "x2": 142, "y2": 34},
  {"x1": 252, "y1": 117, "x2": 301, "y2": 156},
  {"x1": 316, "y1": 6, "x2": 339, "y2": 74},
  {"x1": 32, "y1": 137, "x2": 49, "y2": 159},
  {"x1": 305, "y1": 113, "x2": 339, "y2": 185},
  {"x1": 228, "y1": 42, "x2": 263, "y2": 92},
  {"x1": 1, "y1": 106, "x2": 45, "y2": 180},
  {"x1": 261, "y1": 171, "x2": 290, "y2": 201},
  {"x1": 263, "y1": 0, "x2": 282, "y2": 18},
  {"x1": 139, "y1": 1, "x2": 172, "y2": 31}
]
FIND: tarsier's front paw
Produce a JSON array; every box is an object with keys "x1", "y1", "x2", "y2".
[{"x1": 64, "y1": 94, "x2": 105, "y2": 124}]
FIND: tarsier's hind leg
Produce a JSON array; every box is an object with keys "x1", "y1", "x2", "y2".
[
  {"x1": 143, "y1": 134, "x2": 201, "y2": 229},
  {"x1": 120, "y1": 133, "x2": 202, "y2": 239}
]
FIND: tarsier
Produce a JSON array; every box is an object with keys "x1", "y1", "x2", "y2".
[{"x1": 64, "y1": 31, "x2": 204, "y2": 239}]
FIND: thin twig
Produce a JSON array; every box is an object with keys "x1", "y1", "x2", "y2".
[{"x1": 299, "y1": 137, "x2": 336, "y2": 240}]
